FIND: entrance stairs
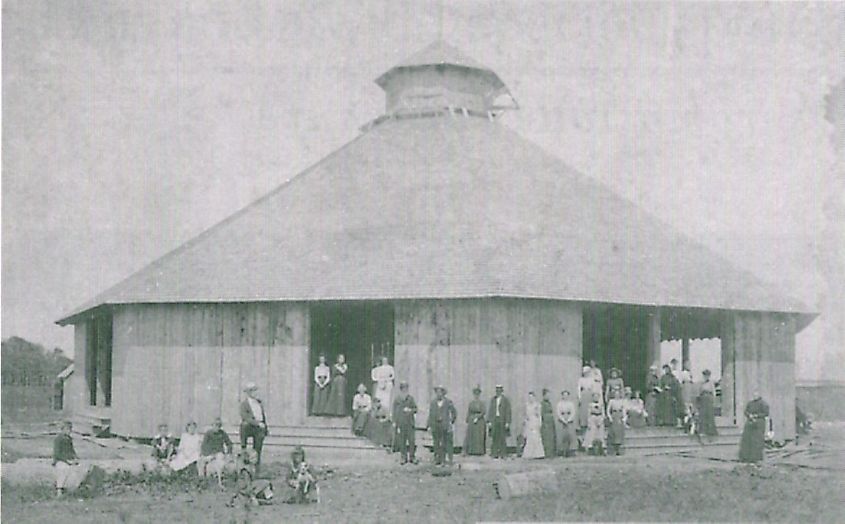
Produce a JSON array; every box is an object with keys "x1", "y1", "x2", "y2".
[
  {"x1": 623, "y1": 424, "x2": 742, "y2": 456},
  {"x1": 225, "y1": 416, "x2": 385, "y2": 455}
]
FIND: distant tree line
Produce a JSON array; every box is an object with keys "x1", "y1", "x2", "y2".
[{"x1": 1, "y1": 336, "x2": 72, "y2": 386}]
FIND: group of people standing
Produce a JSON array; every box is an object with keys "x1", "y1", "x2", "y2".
[
  {"x1": 310, "y1": 354, "x2": 351, "y2": 416},
  {"x1": 643, "y1": 358, "x2": 719, "y2": 438}
]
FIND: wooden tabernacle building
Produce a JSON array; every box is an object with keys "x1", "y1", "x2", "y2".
[{"x1": 57, "y1": 42, "x2": 814, "y2": 443}]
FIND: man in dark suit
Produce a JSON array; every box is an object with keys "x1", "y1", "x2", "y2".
[
  {"x1": 487, "y1": 384, "x2": 511, "y2": 459},
  {"x1": 427, "y1": 385, "x2": 457, "y2": 466},
  {"x1": 392, "y1": 381, "x2": 418, "y2": 464},
  {"x1": 240, "y1": 382, "x2": 268, "y2": 472}
]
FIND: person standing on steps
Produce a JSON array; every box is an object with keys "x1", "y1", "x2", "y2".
[
  {"x1": 240, "y1": 382, "x2": 268, "y2": 473},
  {"x1": 372, "y1": 356, "x2": 395, "y2": 417}
]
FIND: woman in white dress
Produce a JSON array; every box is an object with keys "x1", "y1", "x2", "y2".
[
  {"x1": 521, "y1": 391, "x2": 545, "y2": 459},
  {"x1": 170, "y1": 421, "x2": 202, "y2": 472},
  {"x1": 371, "y1": 357, "x2": 395, "y2": 414},
  {"x1": 577, "y1": 366, "x2": 595, "y2": 430}
]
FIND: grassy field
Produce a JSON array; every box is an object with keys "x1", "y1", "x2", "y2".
[
  {"x1": 2, "y1": 423, "x2": 842, "y2": 523},
  {"x1": 1, "y1": 454, "x2": 841, "y2": 523}
]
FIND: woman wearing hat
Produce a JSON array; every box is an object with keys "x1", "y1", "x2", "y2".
[
  {"x1": 463, "y1": 385, "x2": 487, "y2": 456},
  {"x1": 696, "y1": 369, "x2": 719, "y2": 439},
  {"x1": 657, "y1": 364, "x2": 680, "y2": 426}
]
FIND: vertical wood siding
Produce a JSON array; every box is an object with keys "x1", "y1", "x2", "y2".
[
  {"x1": 109, "y1": 303, "x2": 309, "y2": 436},
  {"x1": 732, "y1": 312, "x2": 796, "y2": 441},
  {"x1": 394, "y1": 298, "x2": 582, "y2": 445}
]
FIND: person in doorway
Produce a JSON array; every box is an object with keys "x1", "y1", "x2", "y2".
[
  {"x1": 170, "y1": 421, "x2": 202, "y2": 472},
  {"x1": 696, "y1": 369, "x2": 719, "y2": 440},
  {"x1": 645, "y1": 365, "x2": 660, "y2": 426},
  {"x1": 739, "y1": 391, "x2": 769, "y2": 464},
  {"x1": 669, "y1": 358, "x2": 680, "y2": 378},
  {"x1": 351, "y1": 383, "x2": 372, "y2": 436},
  {"x1": 656, "y1": 364, "x2": 679, "y2": 426},
  {"x1": 487, "y1": 385, "x2": 512, "y2": 459},
  {"x1": 521, "y1": 391, "x2": 544, "y2": 459},
  {"x1": 577, "y1": 366, "x2": 595, "y2": 431},
  {"x1": 605, "y1": 367, "x2": 624, "y2": 405},
  {"x1": 680, "y1": 360, "x2": 696, "y2": 428},
  {"x1": 540, "y1": 389, "x2": 557, "y2": 458},
  {"x1": 325, "y1": 354, "x2": 349, "y2": 417},
  {"x1": 606, "y1": 389, "x2": 626, "y2": 456},
  {"x1": 555, "y1": 390, "x2": 578, "y2": 457},
  {"x1": 463, "y1": 385, "x2": 487, "y2": 456},
  {"x1": 626, "y1": 388, "x2": 647, "y2": 429},
  {"x1": 371, "y1": 357, "x2": 395, "y2": 416},
  {"x1": 240, "y1": 382, "x2": 268, "y2": 471},
  {"x1": 589, "y1": 359, "x2": 604, "y2": 390},
  {"x1": 392, "y1": 381, "x2": 418, "y2": 464},
  {"x1": 311, "y1": 355, "x2": 332, "y2": 416},
  {"x1": 427, "y1": 385, "x2": 457, "y2": 466}
]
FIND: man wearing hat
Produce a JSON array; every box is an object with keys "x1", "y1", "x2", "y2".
[
  {"x1": 240, "y1": 382, "x2": 268, "y2": 471},
  {"x1": 427, "y1": 385, "x2": 457, "y2": 466},
  {"x1": 487, "y1": 385, "x2": 512, "y2": 459},
  {"x1": 392, "y1": 381, "x2": 418, "y2": 464}
]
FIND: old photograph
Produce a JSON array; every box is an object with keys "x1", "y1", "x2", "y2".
[{"x1": 2, "y1": 1, "x2": 843, "y2": 522}]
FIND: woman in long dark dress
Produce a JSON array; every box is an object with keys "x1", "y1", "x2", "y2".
[
  {"x1": 739, "y1": 392, "x2": 769, "y2": 464},
  {"x1": 645, "y1": 366, "x2": 660, "y2": 426},
  {"x1": 656, "y1": 365, "x2": 679, "y2": 426},
  {"x1": 326, "y1": 354, "x2": 348, "y2": 416},
  {"x1": 540, "y1": 389, "x2": 557, "y2": 458},
  {"x1": 463, "y1": 386, "x2": 487, "y2": 455},
  {"x1": 696, "y1": 369, "x2": 719, "y2": 439}
]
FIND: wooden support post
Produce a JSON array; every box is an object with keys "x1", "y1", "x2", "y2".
[
  {"x1": 646, "y1": 309, "x2": 661, "y2": 368},
  {"x1": 681, "y1": 337, "x2": 690, "y2": 365}
]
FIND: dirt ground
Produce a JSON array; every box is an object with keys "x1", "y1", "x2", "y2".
[{"x1": 3, "y1": 423, "x2": 843, "y2": 523}]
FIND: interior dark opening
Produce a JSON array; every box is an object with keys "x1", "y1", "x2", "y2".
[{"x1": 309, "y1": 302, "x2": 394, "y2": 415}]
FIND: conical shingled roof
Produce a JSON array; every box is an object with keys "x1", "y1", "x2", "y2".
[{"x1": 58, "y1": 45, "x2": 812, "y2": 325}]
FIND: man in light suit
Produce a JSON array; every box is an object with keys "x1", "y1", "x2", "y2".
[
  {"x1": 487, "y1": 384, "x2": 512, "y2": 459},
  {"x1": 240, "y1": 382, "x2": 268, "y2": 472}
]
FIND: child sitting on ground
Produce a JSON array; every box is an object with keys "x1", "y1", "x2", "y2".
[
  {"x1": 199, "y1": 417, "x2": 233, "y2": 487},
  {"x1": 227, "y1": 448, "x2": 273, "y2": 507},
  {"x1": 151, "y1": 423, "x2": 177, "y2": 463},
  {"x1": 286, "y1": 446, "x2": 318, "y2": 504},
  {"x1": 53, "y1": 420, "x2": 85, "y2": 497}
]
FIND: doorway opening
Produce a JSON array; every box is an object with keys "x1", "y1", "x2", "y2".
[
  {"x1": 309, "y1": 302, "x2": 394, "y2": 416},
  {"x1": 582, "y1": 305, "x2": 649, "y2": 396}
]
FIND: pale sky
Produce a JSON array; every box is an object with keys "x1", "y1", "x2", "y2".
[{"x1": 3, "y1": 1, "x2": 843, "y2": 379}]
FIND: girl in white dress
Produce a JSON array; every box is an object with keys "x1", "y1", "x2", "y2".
[
  {"x1": 521, "y1": 392, "x2": 545, "y2": 459},
  {"x1": 170, "y1": 421, "x2": 202, "y2": 471}
]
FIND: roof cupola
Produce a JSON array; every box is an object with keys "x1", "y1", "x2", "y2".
[{"x1": 374, "y1": 41, "x2": 517, "y2": 119}]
